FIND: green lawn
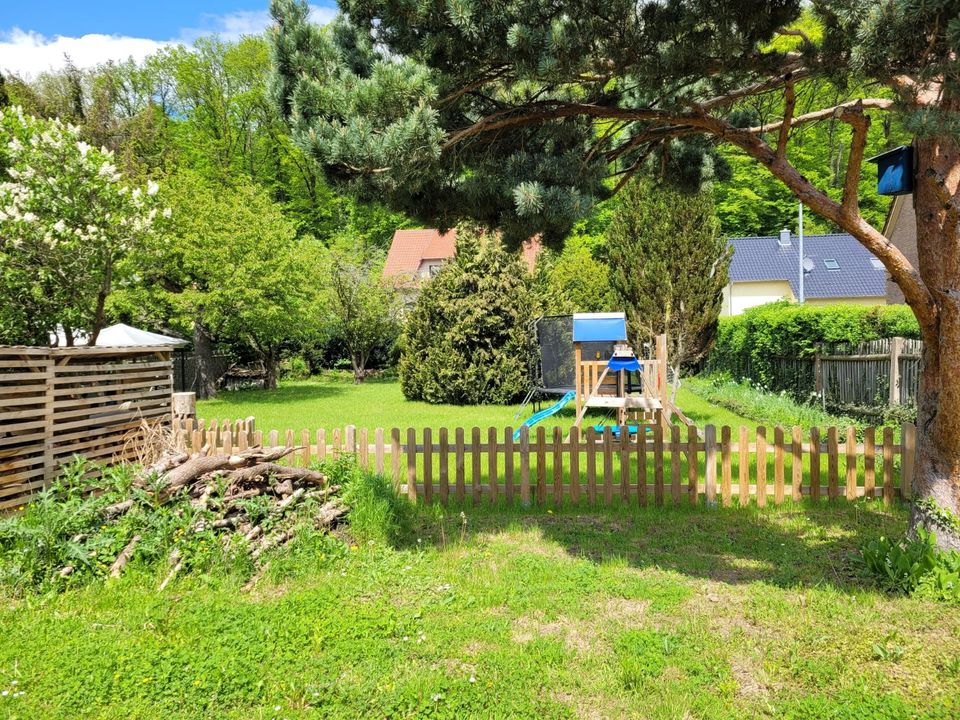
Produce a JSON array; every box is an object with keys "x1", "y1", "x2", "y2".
[
  {"x1": 3, "y1": 502, "x2": 959, "y2": 719},
  {"x1": 197, "y1": 373, "x2": 755, "y2": 435}
]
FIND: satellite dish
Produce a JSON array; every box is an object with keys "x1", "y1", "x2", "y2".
[{"x1": 802, "y1": 257, "x2": 815, "y2": 273}]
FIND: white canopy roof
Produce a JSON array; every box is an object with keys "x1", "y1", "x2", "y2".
[{"x1": 51, "y1": 323, "x2": 188, "y2": 347}]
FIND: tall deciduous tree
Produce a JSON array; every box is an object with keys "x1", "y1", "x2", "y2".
[
  {"x1": 325, "y1": 250, "x2": 401, "y2": 383},
  {"x1": 606, "y1": 180, "x2": 732, "y2": 402},
  {"x1": 0, "y1": 107, "x2": 160, "y2": 345},
  {"x1": 270, "y1": 0, "x2": 960, "y2": 546},
  {"x1": 118, "y1": 170, "x2": 322, "y2": 395}
]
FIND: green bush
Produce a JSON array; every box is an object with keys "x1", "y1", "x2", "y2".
[
  {"x1": 861, "y1": 528, "x2": 960, "y2": 602},
  {"x1": 399, "y1": 225, "x2": 534, "y2": 404},
  {"x1": 710, "y1": 301, "x2": 920, "y2": 388},
  {"x1": 330, "y1": 456, "x2": 411, "y2": 546}
]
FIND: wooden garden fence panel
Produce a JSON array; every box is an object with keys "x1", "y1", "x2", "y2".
[
  {"x1": 1, "y1": 345, "x2": 175, "y2": 510},
  {"x1": 178, "y1": 420, "x2": 918, "y2": 509}
]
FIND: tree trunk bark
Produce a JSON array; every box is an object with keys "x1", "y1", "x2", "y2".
[
  {"x1": 910, "y1": 125, "x2": 960, "y2": 550},
  {"x1": 263, "y1": 347, "x2": 279, "y2": 390},
  {"x1": 193, "y1": 319, "x2": 218, "y2": 400},
  {"x1": 351, "y1": 354, "x2": 366, "y2": 384}
]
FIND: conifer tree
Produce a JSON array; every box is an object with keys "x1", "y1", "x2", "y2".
[
  {"x1": 606, "y1": 180, "x2": 732, "y2": 402},
  {"x1": 399, "y1": 225, "x2": 532, "y2": 404}
]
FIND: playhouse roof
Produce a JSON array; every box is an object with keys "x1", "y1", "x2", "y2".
[{"x1": 572, "y1": 312, "x2": 627, "y2": 343}]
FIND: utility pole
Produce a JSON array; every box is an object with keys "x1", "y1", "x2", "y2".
[{"x1": 798, "y1": 201, "x2": 805, "y2": 304}]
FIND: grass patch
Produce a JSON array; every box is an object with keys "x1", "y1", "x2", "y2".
[
  {"x1": 3, "y1": 496, "x2": 959, "y2": 718},
  {"x1": 197, "y1": 372, "x2": 756, "y2": 434},
  {"x1": 686, "y1": 374, "x2": 860, "y2": 429}
]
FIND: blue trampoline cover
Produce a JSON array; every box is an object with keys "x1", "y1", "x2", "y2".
[
  {"x1": 608, "y1": 356, "x2": 641, "y2": 372},
  {"x1": 572, "y1": 312, "x2": 627, "y2": 342}
]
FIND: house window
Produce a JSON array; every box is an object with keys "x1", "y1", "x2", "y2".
[
  {"x1": 870, "y1": 257, "x2": 884, "y2": 269},
  {"x1": 823, "y1": 258, "x2": 840, "y2": 270},
  {"x1": 428, "y1": 263, "x2": 442, "y2": 277}
]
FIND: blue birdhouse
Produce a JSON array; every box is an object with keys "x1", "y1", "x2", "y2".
[{"x1": 867, "y1": 145, "x2": 914, "y2": 196}]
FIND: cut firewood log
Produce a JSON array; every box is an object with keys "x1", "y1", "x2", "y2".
[
  {"x1": 251, "y1": 528, "x2": 296, "y2": 561},
  {"x1": 108, "y1": 535, "x2": 141, "y2": 578},
  {"x1": 243, "y1": 525, "x2": 262, "y2": 543},
  {"x1": 277, "y1": 487, "x2": 305, "y2": 512},
  {"x1": 314, "y1": 499, "x2": 348, "y2": 528},
  {"x1": 274, "y1": 479, "x2": 293, "y2": 497},
  {"x1": 137, "y1": 452, "x2": 189, "y2": 483},
  {"x1": 102, "y1": 499, "x2": 134, "y2": 519},
  {"x1": 160, "y1": 446, "x2": 298, "y2": 499},
  {"x1": 223, "y1": 463, "x2": 324, "y2": 485}
]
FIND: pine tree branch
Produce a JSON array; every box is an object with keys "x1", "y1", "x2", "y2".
[
  {"x1": 746, "y1": 98, "x2": 894, "y2": 133},
  {"x1": 840, "y1": 101, "x2": 870, "y2": 216},
  {"x1": 776, "y1": 81, "x2": 796, "y2": 161},
  {"x1": 698, "y1": 66, "x2": 809, "y2": 111}
]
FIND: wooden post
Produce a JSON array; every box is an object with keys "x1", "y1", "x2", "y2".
[
  {"x1": 864, "y1": 427, "x2": 876, "y2": 499},
  {"x1": 536, "y1": 426, "x2": 547, "y2": 506},
  {"x1": 423, "y1": 428, "x2": 433, "y2": 504},
  {"x1": 574, "y1": 343, "x2": 583, "y2": 420},
  {"x1": 813, "y1": 351, "x2": 824, "y2": 408},
  {"x1": 172, "y1": 391, "x2": 196, "y2": 424},
  {"x1": 687, "y1": 424, "x2": 698, "y2": 505},
  {"x1": 889, "y1": 336, "x2": 903, "y2": 406},
  {"x1": 883, "y1": 427, "x2": 895, "y2": 505},
  {"x1": 845, "y1": 426, "x2": 857, "y2": 501},
  {"x1": 439, "y1": 427, "x2": 449, "y2": 505},
  {"x1": 637, "y1": 427, "x2": 648, "y2": 507},
  {"x1": 738, "y1": 425, "x2": 749, "y2": 507},
  {"x1": 519, "y1": 426, "x2": 531, "y2": 507},
  {"x1": 471, "y1": 427, "x2": 482, "y2": 505},
  {"x1": 704, "y1": 425, "x2": 717, "y2": 506},
  {"x1": 774, "y1": 426, "x2": 785, "y2": 505},
  {"x1": 791, "y1": 426, "x2": 803, "y2": 501},
  {"x1": 656, "y1": 334, "x2": 668, "y2": 414},
  {"x1": 653, "y1": 425, "x2": 665, "y2": 507},
  {"x1": 810, "y1": 427, "x2": 821, "y2": 502},
  {"x1": 756, "y1": 426, "x2": 767, "y2": 508},
  {"x1": 455, "y1": 427, "x2": 466, "y2": 503},
  {"x1": 720, "y1": 426, "x2": 732, "y2": 507},
  {"x1": 827, "y1": 426, "x2": 839, "y2": 501},
  {"x1": 602, "y1": 426, "x2": 614, "y2": 505},
  {"x1": 406, "y1": 428, "x2": 417, "y2": 501},
  {"x1": 488, "y1": 427, "x2": 499, "y2": 504},
  {"x1": 569, "y1": 426, "x2": 581, "y2": 503},
  {"x1": 554, "y1": 426, "x2": 565, "y2": 505}
]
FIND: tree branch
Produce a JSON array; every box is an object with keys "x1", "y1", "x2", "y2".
[
  {"x1": 777, "y1": 81, "x2": 796, "y2": 160},
  {"x1": 698, "y1": 66, "x2": 809, "y2": 111},
  {"x1": 840, "y1": 101, "x2": 870, "y2": 216},
  {"x1": 746, "y1": 98, "x2": 894, "y2": 133}
]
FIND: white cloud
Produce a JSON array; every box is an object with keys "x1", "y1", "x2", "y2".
[
  {"x1": 0, "y1": 28, "x2": 168, "y2": 77},
  {"x1": 0, "y1": 5, "x2": 338, "y2": 78}
]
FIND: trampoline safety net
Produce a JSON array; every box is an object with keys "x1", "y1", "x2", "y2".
[{"x1": 536, "y1": 315, "x2": 621, "y2": 393}]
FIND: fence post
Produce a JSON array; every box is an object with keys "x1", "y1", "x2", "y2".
[
  {"x1": 704, "y1": 425, "x2": 717, "y2": 507},
  {"x1": 813, "y1": 350, "x2": 824, "y2": 409},
  {"x1": 889, "y1": 337, "x2": 903, "y2": 406}
]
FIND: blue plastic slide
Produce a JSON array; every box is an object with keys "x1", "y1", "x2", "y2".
[{"x1": 513, "y1": 391, "x2": 577, "y2": 440}]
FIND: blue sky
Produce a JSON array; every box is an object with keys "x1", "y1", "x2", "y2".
[{"x1": 0, "y1": 1, "x2": 338, "y2": 76}]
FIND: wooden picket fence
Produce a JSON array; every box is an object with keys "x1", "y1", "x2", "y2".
[{"x1": 179, "y1": 418, "x2": 917, "y2": 507}]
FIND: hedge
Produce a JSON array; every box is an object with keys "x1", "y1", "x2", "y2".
[{"x1": 708, "y1": 301, "x2": 920, "y2": 387}]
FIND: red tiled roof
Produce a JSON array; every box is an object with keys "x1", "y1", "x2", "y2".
[
  {"x1": 383, "y1": 228, "x2": 542, "y2": 278},
  {"x1": 383, "y1": 228, "x2": 457, "y2": 277}
]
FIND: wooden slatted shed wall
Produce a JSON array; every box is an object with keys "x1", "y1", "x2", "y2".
[{"x1": 0, "y1": 346, "x2": 174, "y2": 510}]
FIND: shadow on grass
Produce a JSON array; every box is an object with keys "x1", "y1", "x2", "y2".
[{"x1": 405, "y1": 500, "x2": 905, "y2": 592}]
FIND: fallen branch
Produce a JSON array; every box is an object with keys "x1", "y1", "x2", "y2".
[
  {"x1": 157, "y1": 549, "x2": 183, "y2": 592},
  {"x1": 102, "y1": 499, "x2": 134, "y2": 519},
  {"x1": 108, "y1": 535, "x2": 141, "y2": 579}
]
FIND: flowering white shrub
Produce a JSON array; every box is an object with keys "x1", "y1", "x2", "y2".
[{"x1": 0, "y1": 106, "x2": 162, "y2": 344}]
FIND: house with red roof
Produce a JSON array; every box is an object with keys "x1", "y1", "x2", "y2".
[{"x1": 383, "y1": 228, "x2": 542, "y2": 286}]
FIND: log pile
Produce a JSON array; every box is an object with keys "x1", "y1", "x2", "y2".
[{"x1": 75, "y1": 445, "x2": 348, "y2": 591}]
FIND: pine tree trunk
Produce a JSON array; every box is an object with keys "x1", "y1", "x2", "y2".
[
  {"x1": 910, "y1": 126, "x2": 960, "y2": 550},
  {"x1": 193, "y1": 319, "x2": 218, "y2": 400}
]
